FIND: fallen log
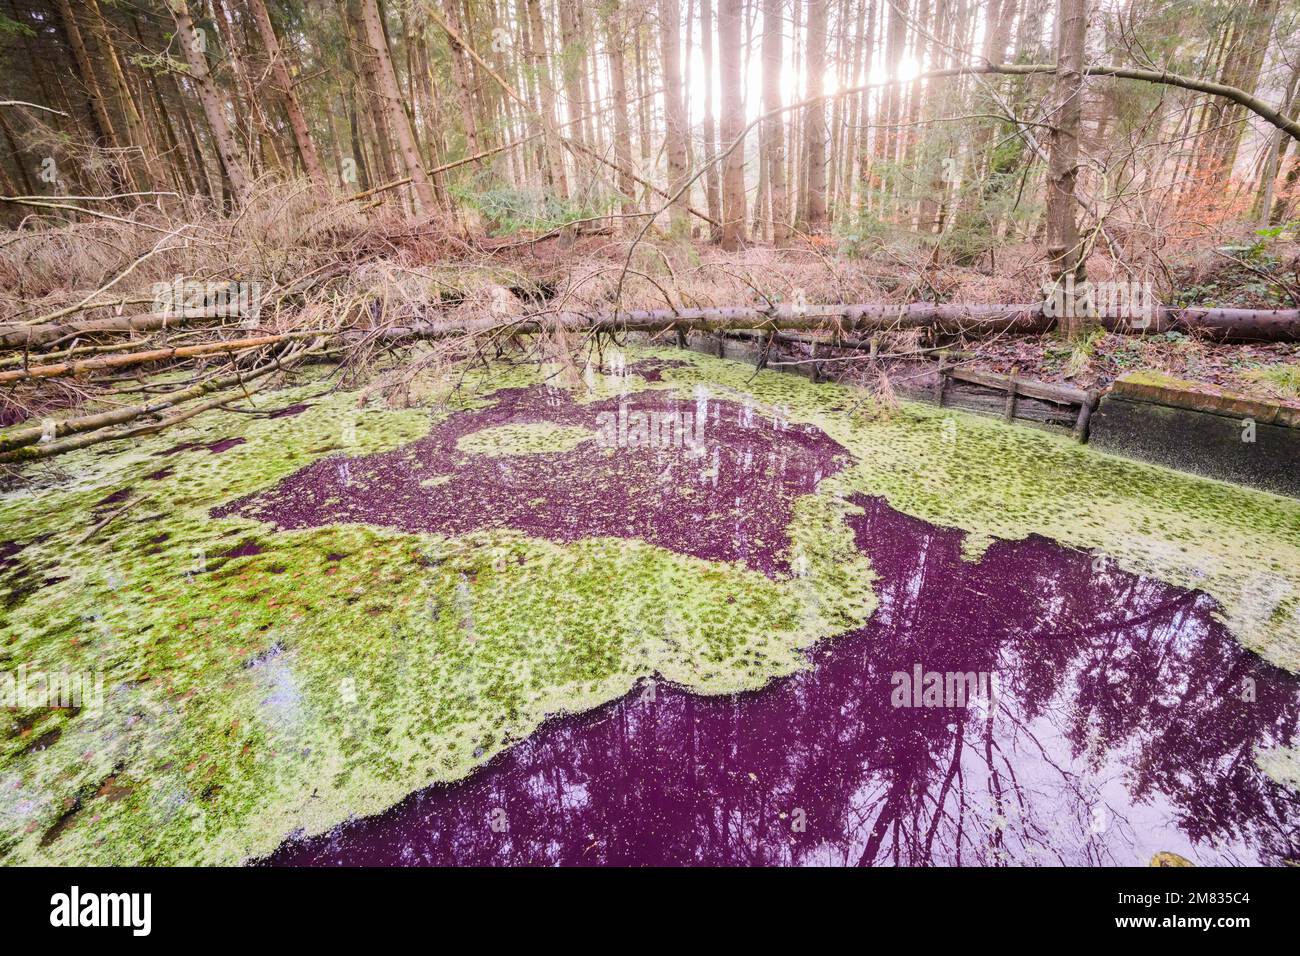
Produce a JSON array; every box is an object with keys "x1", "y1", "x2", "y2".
[
  {"x1": 378, "y1": 303, "x2": 1047, "y2": 341},
  {"x1": 0, "y1": 330, "x2": 332, "y2": 385},
  {"x1": 0, "y1": 349, "x2": 296, "y2": 454},
  {"x1": 377, "y1": 302, "x2": 1300, "y2": 343},
  {"x1": 6, "y1": 300, "x2": 1300, "y2": 358},
  {"x1": 0, "y1": 308, "x2": 246, "y2": 351}
]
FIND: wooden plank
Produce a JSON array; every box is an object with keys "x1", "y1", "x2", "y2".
[{"x1": 946, "y1": 366, "x2": 1089, "y2": 405}]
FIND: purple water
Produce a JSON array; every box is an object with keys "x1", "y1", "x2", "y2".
[
  {"x1": 156, "y1": 436, "x2": 247, "y2": 457},
  {"x1": 216, "y1": 384, "x2": 850, "y2": 576},
  {"x1": 263, "y1": 497, "x2": 1300, "y2": 866},
  {"x1": 267, "y1": 403, "x2": 311, "y2": 419}
]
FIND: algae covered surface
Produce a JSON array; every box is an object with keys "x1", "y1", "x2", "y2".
[{"x1": 1, "y1": 345, "x2": 1298, "y2": 865}]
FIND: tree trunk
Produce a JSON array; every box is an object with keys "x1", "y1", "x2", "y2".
[
  {"x1": 247, "y1": 0, "x2": 328, "y2": 189},
  {"x1": 525, "y1": 0, "x2": 569, "y2": 197},
  {"x1": 659, "y1": 0, "x2": 692, "y2": 233},
  {"x1": 718, "y1": 0, "x2": 747, "y2": 249},
  {"x1": 83, "y1": 0, "x2": 157, "y2": 193},
  {"x1": 701, "y1": 0, "x2": 723, "y2": 240},
  {"x1": 343, "y1": 0, "x2": 400, "y2": 189},
  {"x1": 53, "y1": 0, "x2": 129, "y2": 190},
  {"x1": 1045, "y1": 0, "x2": 1088, "y2": 336},
  {"x1": 165, "y1": 0, "x2": 253, "y2": 206},
  {"x1": 801, "y1": 0, "x2": 830, "y2": 231},
  {"x1": 604, "y1": 2, "x2": 639, "y2": 226},
  {"x1": 358, "y1": 0, "x2": 438, "y2": 213},
  {"x1": 763, "y1": 0, "x2": 791, "y2": 245},
  {"x1": 558, "y1": 0, "x2": 588, "y2": 149},
  {"x1": 442, "y1": 0, "x2": 481, "y2": 154}
]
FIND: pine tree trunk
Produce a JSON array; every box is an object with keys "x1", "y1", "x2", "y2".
[
  {"x1": 701, "y1": 0, "x2": 723, "y2": 240},
  {"x1": 53, "y1": 0, "x2": 130, "y2": 190},
  {"x1": 343, "y1": 0, "x2": 400, "y2": 189},
  {"x1": 83, "y1": 0, "x2": 158, "y2": 193},
  {"x1": 525, "y1": 0, "x2": 569, "y2": 197},
  {"x1": 802, "y1": 0, "x2": 830, "y2": 231},
  {"x1": 358, "y1": 0, "x2": 438, "y2": 213},
  {"x1": 604, "y1": 2, "x2": 639, "y2": 225},
  {"x1": 442, "y1": 0, "x2": 481, "y2": 155},
  {"x1": 1045, "y1": 0, "x2": 1088, "y2": 336},
  {"x1": 247, "y1": 0, "x2": 328, "y2": 189},
  {"x1": 763, "y1": 0, "x2": 791, "y2": 245},
  {"x1": 718, "y1": 0, "x2": 747, "y2": 249},
  {"x1": 659, "y1": 0, "x2": 692, "y2": 233},
  {"x1": 558, "y1": 0, "x2": 588, "y2": 148},
  {"x1": 165, "y1": 0, "x2": 253, "y2": 206}
]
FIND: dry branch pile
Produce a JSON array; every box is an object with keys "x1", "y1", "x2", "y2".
[{"x1": 3, "y1": 186, "x2": 1300, "y2": 470}]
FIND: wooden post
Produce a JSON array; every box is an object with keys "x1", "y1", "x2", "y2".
[
  {"x1": 810, "y1": 340, "x2": 822, "y2": 383},
  {"x1": 676, "y1": 329, "x2": 687, "y2": 349},
  {"x1": 1074, "y1": 389, "x2": 1099, "y2": 441},
  {"x1": 756, "y1": 330, "x2": 774, "y2": 370},
  {"x1": 1004, "y1": 369, "x2": 1019, "y2": 421},
  {"x1": 935, "y1": 352, "x2": 949, "y2": 407}
]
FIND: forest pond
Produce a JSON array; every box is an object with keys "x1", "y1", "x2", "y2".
[{"x1": 2, "y1": 348, "x2": 1298, "y2": 866}]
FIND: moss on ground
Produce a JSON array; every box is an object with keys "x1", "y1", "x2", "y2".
[
  {"x1": 455, "y1": 422, "x2": 595, "y2": 456},
  {"x1": 2, "y1": 343, "x2": 1298, "y2": 865}
]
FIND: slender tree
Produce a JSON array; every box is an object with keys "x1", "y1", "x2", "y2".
[
  {"x1": 763, "y1": 0, "x2": 791, "y2": 245},
  {"x1": 165, "y1": 0, "x2": 253, "y2": 205},
  {"x1": 604, "y1": 1, "x2": 638, "y2": 225},
  {"x1": 659, "y1": 0, "x2": 692, "y2": 232},
  {"x1": 248, "y1": 0, "x2": 329, "y2": 188},
  {"x1": 1045, "y1": 0, "x2": 1088, "y2": 336},
  {"x1": 801, "y1": 0, "x2": 829, "y2": 231},
  {"x1": 718, "y1": 0, "x2": 746, "y2": 249},
  {"x1": 358, "y1": 0, "x2": 437, "y2": 212}
]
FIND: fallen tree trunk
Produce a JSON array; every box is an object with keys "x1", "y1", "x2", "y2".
[
  {"x1": 0, "y1": 330, "x2": 331, "y2": 385},
  {"x1": 0, "y1": 348, "x2": 299, "y2": 454},
  {"x1": 378, "y1": 302, "x2": 1300, "y2": 343},
  {"x1": 0, "y1": 308, "x2": 244, "y2": 350},
  {"x1": 6, "y1": 301, "x2": 1298, "y2": 370}
]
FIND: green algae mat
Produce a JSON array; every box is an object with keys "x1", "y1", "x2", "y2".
[{"x1": 2, "y1": 346, "x2": 1298, "y2": 865}]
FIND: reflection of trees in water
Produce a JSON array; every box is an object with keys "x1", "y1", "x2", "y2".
[{"x1": 268, "y1": 498, "x2": 1300, "y2": 867}]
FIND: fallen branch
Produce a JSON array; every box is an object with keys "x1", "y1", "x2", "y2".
[
  {"x1": 0, "y1": 352, "x2": 290, "y2": 454},
  {"x1": 0, "y1": 308, "x2": 247, "y2": 350},
  {"x1": 0, "y1": 330, "x2": 333, "y2": 385}
]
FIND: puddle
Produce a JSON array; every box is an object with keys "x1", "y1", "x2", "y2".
[{"x1": 263, "y1": 497, "x2": 1300, "y2": 866}]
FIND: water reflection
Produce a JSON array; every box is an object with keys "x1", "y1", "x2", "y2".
[
  {"x1": 264, "y1": 498, "x2": 1300, "y2": 866},
  {"x1": 217, "y1": 383, "x2": 850, "y2": 576}
]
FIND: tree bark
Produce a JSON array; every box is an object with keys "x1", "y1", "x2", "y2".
[
  {"x1": 525, "y1": 0, "x2": 569, "y2": 196},
  {"x1": 343, "y1": 0, "x2": 400, "y2": 188},
  {"x1": 358, "y1": 0, "x2": 438, "y2": 213},
  {"x1": 659, "y1": 0, "x2": 692, "y2": 233},
  {"x1": 165, "y1": 0, "x2": 253, "y2": 206},
  {"x1": 801, "y1": 0, "x2": 830, "y2": 231},
  {"x1": 1045, "y1": 0, "x2": 1088, "y2": 336},
  {"x1": 53, "y1": 0, "x2": 129, "y2": 190},
  {"x1": 442, "y1": 0, "x2": 481, "y2": 154},
  {"x1": 247, "y1": 0, "x2": 329, "y2": 189},
  {"x1": 701, "y1": 0, "x2": 723, "y2": 239},
  {"x1": 718, "y1": 0, "x2": 747, "y2": 249},
  {"x1": 83, "y1": 0, "x2": 158, "y2": 193},
  {"x1": 762, "y1": 0, "x2": 791, "y2": 245},
  {"x1": 604, "y1": 2, "x2": 639, "y2": 226}
]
